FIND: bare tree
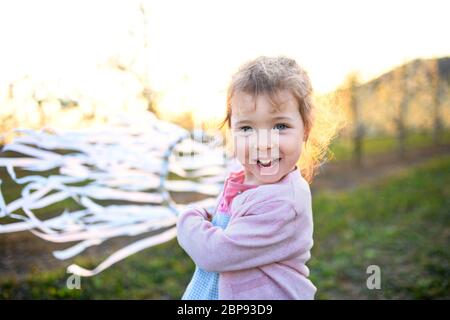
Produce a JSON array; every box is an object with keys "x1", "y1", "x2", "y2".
[
  {"x1": 108, "y1": 2, "x2": 158, "y2": 116},
  {"x1": 428, "y1": 59, "x2": 444, "y2": 145},
  {"x1": 394, "y1": 64, "x2": 412, "y2": 160},
  {"x1": 344, "y1": 73, "x2": 364, "y2": 167}
]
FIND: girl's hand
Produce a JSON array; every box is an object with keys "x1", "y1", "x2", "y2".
[
  {"x1": 204, "y1": 209, "x2": 213, "y2": 222},
  {"x1": 194, "y1": 207, "x2": 212, "y2": 221}
]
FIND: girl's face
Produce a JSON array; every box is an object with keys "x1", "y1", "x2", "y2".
[{"x1": 230, "y1": 90, "x2": 305, "y2": 185}]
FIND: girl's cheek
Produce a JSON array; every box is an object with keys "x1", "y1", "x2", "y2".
[{"x1": 280, "y1": 134, "x2": 302, "y2": 157}]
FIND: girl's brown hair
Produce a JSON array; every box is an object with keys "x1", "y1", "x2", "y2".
[{"x1": 220, "y1": 56, "x2": 343, "y2": 183}]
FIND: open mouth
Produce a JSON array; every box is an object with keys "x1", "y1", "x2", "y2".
[{"x1": 256, "y1": 158, "x2": 281, "y2": 168}]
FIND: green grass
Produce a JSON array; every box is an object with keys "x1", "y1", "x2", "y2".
[
  {"x1": 0, "y1": 155, "x2": 449, "y2": 299},
  {"x1": 330, "y1": 131, "x2": 450, "y2": 161},
  {"x1": 0, "y1": 239, "x2": 194, "y2": 299},
  {"x1": 309, "y1": 155, "x2": 450, "y2": 299}
]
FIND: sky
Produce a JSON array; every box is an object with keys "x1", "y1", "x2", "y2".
[{"x1": 0, "y1": 0, "x2": 449, "y2": 123}]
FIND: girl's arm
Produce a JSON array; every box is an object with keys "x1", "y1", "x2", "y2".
[{"x1": 176, "y1": 198, "x2": 313, "y2": 273}]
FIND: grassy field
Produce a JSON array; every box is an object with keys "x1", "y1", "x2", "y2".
[
  {"x1": 330, "y1": 131, "x2": 450, "y2": 162},
  {"x1": 310, "y1": 155, "x2": 450, "y2": 299},
  {"x1": 0, "y1": 154, "x2": 448, "y2": 299}
]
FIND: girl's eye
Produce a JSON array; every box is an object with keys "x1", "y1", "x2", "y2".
[
  {"x1": 274, "y1": 123, "x2": 289, "y2": 130},
  {"x1": 239, "y1": 126, "x2": 253, "y2": 132}
]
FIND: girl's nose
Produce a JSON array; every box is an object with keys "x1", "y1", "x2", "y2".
[
  {"x1": 251, "y1": 130, "x2": 279, "y2": 152},
  {"x1": 256, "y1": 141, "x2": 273, "y2": 151}
]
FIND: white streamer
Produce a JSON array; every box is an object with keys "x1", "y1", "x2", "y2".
[{"x1": 0, "y1": 111, "x2": 228, "y2": 277}]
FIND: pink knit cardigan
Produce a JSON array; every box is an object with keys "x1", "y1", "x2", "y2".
[{"x1": 176, "y1": 168, "x2": 317, "y2": 299}]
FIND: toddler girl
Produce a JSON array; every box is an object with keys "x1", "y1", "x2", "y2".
[{"x1": 177, "y1": 56, "x2": 329, "y2": 300}]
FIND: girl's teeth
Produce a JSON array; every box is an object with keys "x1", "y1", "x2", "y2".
[{"x1": 257, "y1": 158, "x2": 280, "y2": 167}]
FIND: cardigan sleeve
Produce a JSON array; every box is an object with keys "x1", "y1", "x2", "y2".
[{"x1": 176, "y1": 199, "x2": 312, "y2": 272}]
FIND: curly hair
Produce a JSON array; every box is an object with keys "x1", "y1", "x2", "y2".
[{"x1": 220, "y1": 56, "x2": 344, "y2": 183}]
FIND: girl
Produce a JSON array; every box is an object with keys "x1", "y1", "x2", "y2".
[{"x1": 177, "y1": 56, "x2": 337, "y2": 300}]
